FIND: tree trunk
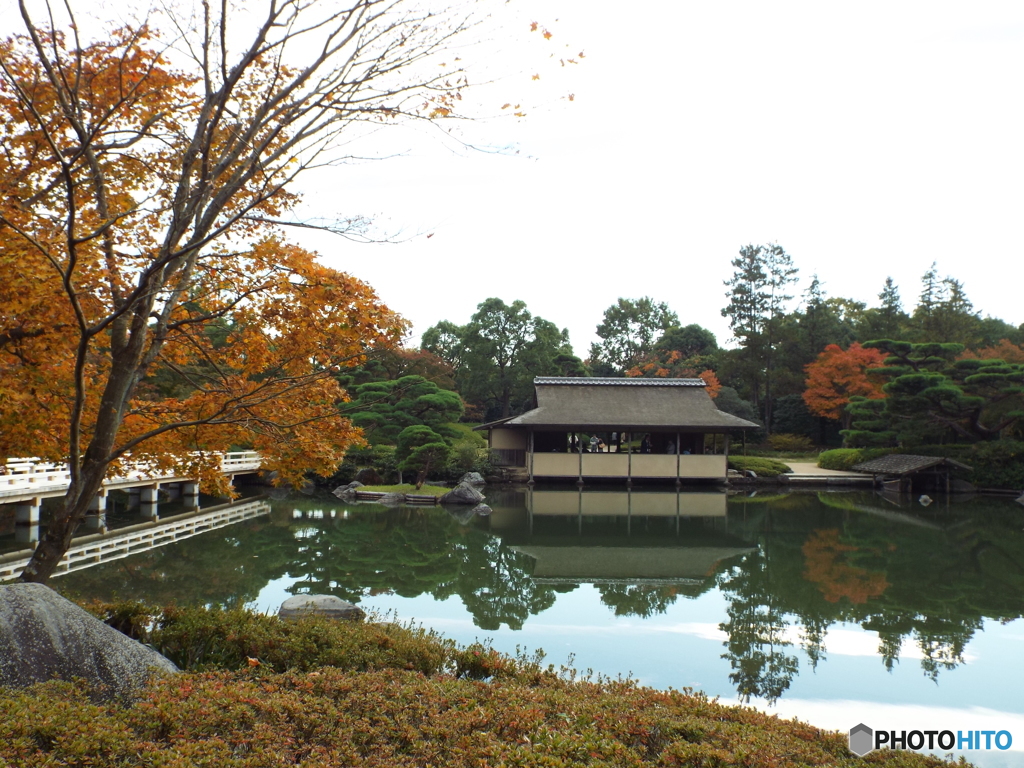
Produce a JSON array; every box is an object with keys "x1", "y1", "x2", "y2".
[{"x1": 19, "y1": 459, "x2": 108, "y2": 583}]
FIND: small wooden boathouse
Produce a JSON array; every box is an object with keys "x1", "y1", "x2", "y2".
[{"x1": 851, "y1": 454, "x2": 973, "y2": 493}]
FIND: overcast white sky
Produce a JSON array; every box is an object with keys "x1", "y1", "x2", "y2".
[
  {"x1": 11, "y1": 0, "x2": 1022, "y2": 355},
  {"x1": 285, "y1": 0, "x2": 1024, "y2": 356}
]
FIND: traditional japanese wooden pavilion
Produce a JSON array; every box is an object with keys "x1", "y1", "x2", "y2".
[{"x1": 481, "y1": 377, "x2": 759, "y2": 484}]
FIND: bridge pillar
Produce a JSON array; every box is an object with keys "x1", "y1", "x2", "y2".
[
  {"x1": 182, "y1": 481, "x2": 200, "y2": 508},
  {"x1": 164, "y1": 483, "x2": 181, "y2": 500},
  {"x1": 127, "y1": 487, "x2": 141, "y2": 510},
  {"x1": 140, "y1": 485, "x2": 160, "y2": 521},
  {"x1": 15, "y1": 497, "x2": 41, "y2": 544},
  {"x1": 85, "y1": 490, "x2": 108, "y2": 531}
]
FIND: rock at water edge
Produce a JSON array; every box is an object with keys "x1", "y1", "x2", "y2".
[
  {"x1": 459, "y1": 472, "x2": 486, "y2": 486},
  {"x1": 0, "y1": 583, "x2": 178, "y2": 700},
  {"x1": 439, "y1": 482, "x2": 485, "y2": 506},
  {"x1": 279, "y1": 594, "x2": 365, "y2": 621}
]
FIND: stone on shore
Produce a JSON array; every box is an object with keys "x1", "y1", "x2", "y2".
[
  {"x1": 279, "y1": 594, "x2": 365, "y2": 622},
  {"x1": 459, "y1": 472, "x2": 486, "y2": 486},
  {"x1": 439, "y1": 482, "x2": 485, "y2": 506},
  {"x1": 0, "y1": 583, "x2": 178, "y2": 700},
  {"x1": 332, "y1": 480, "x2": 363, "y2": 499}
]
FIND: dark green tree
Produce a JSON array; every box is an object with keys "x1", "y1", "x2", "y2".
[
  {"x1": 856, "y1": 277, "x2": 909, "y2": 341},
  {"x1": 912, "y1": 264, "x2": 980, "y2": 345},
  {"x1": 773, "y1": 279, "x2": 862, "y2": 402},
  {"x1": 655, "y1": 323, "x2": 719, "y2": 362},
  {"x1": 346, "y1": 376, "x2": 463, "y2": 445},
  {"x1": 844, "y1": 341, "x2": 1024, "y2": 446},
  {"x1": 975, "y1": 317, "x2": 1024, "y2": 348},
  {"x1": 588, "y1": 297, "x2": 679, "y2": 374},
  {"x1": 420, "y1": 321, "x2": 468, "y2": 379},
  {"x1": 552, "y1": 353, "x2": 590, "y2": 377},
  {"x1": 721, "y1": 244, "x2": 799, "y2": 430},
  {"x1": 396, "y1": 425, "x2": 452, "y2": 488},
  {"x1": 425, "y1": 299, "x2": 572, "y2": 419}
]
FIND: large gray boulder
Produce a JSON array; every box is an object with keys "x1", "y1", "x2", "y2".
[
  {"x1": 332, "y1": 480, "x2": 363, "y2": 499},
  {"x1": 279, "y1": 594, "x2": 365, "y2": 622},
  {"x1": 459, "y1": 472, "x2": 486, "y2": 486},
  {"x1": 439, "y1": 482, "x2": 485, "y2": 506},
  {"x1": 0, "y1": 583, "x2": 177, "y2": 700}
]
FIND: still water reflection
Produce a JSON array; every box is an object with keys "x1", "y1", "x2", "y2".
[{"x1": 43, "y1": 487, "x2": 1024, "y2": 763}]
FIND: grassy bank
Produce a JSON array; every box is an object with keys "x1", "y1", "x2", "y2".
[
  {"x1": 358, "y1": 483, "x2": 450, "y2": 497},
  {"x1": 0, "y1": 603, "x2": 968, "y2": 767}
]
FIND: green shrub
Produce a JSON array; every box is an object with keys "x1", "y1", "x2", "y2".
[
  {"x1": 969, "y1": 440, "x2": 1024, "y2": 489},
  {"x1": 728, "y1": 456, "x2": 791, "y2": 477},
  {"x1": 818, "y1": 449, "x2": 864, "y2": 471},
  {"x1": 766, "y1": 433, "x2": 815, "y2": 453},
  {"x1": 817, "y1": 447, "x2": 894, "y2": 471},
  {"x1": 87, "y1": 602, "x2": 457, "y2": 675}
]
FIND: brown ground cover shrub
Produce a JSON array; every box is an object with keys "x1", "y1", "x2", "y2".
[{"x1": 0, "y1": 602, "x2": 969, "y2": 767}]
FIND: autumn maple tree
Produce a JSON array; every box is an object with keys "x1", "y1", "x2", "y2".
[
  {"x1": 0, "y1": 0, "x2": 534, "y2": 583},
  {"x1": 802, "y1": 343, "x2": 886, "y2": 427}
]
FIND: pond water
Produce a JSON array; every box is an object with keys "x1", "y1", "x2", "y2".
[{"x1": 9, "y1": 486, "x2": 1024, "y2": 766}]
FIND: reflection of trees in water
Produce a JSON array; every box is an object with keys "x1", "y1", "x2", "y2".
[
  {"x1": 716, "y1": 492, "x2": 1024, "y2": 699},
  {"x1": 256, "y1": 503, "x2": 561, "y2": 630},
  {"x1": 597, "y1": 583, "x2": 707, "y2": 618},
  {"x1": 716, "y1": 549, "x2": 799, "y2": 704},
  {"x1": 434, "y1": 536, "x2": 558, "y2": 631},
  {"x1": 57, "y1": 518, "x2": 292, "y2": 607},
  {"x1": 59, "y1": 491, "x2": 1024, "y2": 703}
]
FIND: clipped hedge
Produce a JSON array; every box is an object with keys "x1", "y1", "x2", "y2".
[
  {"x1": 728, "y1": 456, "x2": 792, "y2": 477},
  {"x1": 817, "y1": 448, "x2": 895, "y2": 471}
]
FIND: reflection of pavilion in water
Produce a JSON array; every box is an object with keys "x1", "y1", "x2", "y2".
[{"x1": 486, "y1": 488, "x2": 755, "y2": 586}]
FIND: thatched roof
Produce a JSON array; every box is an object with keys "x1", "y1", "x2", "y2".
[
  {"x1": 851, "y1": 454, "x2": 973, "y2": 475},
  {"x1": 501, "y1": 377, "x2": 759, "y2": 431}
]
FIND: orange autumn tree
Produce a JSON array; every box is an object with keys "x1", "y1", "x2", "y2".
[
  {"x1": 960, "y1": 339, "x2": 1024, "y2": 364},
  {"x1": 802, "y1": 343, "x2": 886, "y2": 428},
  {"x1": 0, "y1": 0, "x2": 507, "y2": 583},
  {"x1": 626, "y1": 351, "x2": 722, "y2": 398}
]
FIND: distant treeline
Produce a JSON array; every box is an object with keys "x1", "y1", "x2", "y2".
[{"x1": 347, "y1": 247, "x2": 1019, "y2": 451}]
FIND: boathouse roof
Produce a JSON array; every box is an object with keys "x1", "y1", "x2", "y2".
[
  {"x1": 851, "y1": 454, "x2": 973, "y2": 475},
  {"x1": 497, "y1": 377, "x2": 759, "y2": 431}
]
